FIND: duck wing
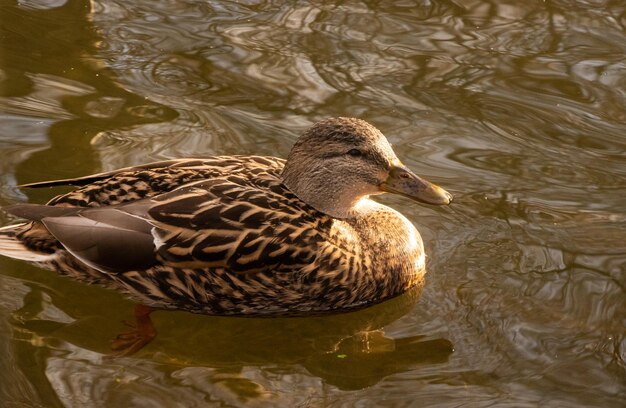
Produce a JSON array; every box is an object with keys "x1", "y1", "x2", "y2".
[
  {"x1": 5, "y1": 202, "x2": 157, "y2": 273},
  {"x1": 31, "y1": 156, "x2": 286, "y2": 208},
  {"x1": 7, "y1": 174, "x2": 328, "y2": 276},
  {"x1": 146, "y1": 176, "x2": 327, "y2": 274}
]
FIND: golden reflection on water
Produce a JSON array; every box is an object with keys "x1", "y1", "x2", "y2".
[{"x1": 1, "y1": 0, "x2": 625, "y2": 407}]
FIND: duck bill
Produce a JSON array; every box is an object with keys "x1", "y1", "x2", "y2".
[{"x1": 380, "y1": 164, "x2": 452, "y2": 205}]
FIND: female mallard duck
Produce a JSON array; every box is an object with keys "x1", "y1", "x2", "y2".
[{"x1": 0, "y1": 118, "x2": 451, "y2": 318}]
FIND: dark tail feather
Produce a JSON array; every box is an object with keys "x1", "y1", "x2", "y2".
[{"x1": 4, "y1": 204, "x2": 82, "y2": 221}]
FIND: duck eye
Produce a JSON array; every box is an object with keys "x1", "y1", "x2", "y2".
[{"x1": 347, "y1": 149, "x2": 362, "y2": 157}]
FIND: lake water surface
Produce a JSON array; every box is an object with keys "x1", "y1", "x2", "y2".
[{"x1": 0, "y1": 0, "x2": 625, "y2": 406}]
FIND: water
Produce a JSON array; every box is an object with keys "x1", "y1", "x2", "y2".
[{"x1": 1, "y1": 0, "x2": 625, "y2": 406}]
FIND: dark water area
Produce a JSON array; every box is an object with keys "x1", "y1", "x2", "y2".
[{"x1": 0, "y1": 0, "x2": 624, "y2": 406}]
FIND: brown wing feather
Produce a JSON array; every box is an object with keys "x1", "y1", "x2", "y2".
[
  {"x1": 5, "y1": 202, "x2": 157, "y2": 272},
  {"x1": 43, "y1": 156, "x2": 286, "y2": 207},
  {"x1": 9, "y1": 156, "x2": 332, "y2": 277},
  {"x1": 146, "y1": 175, "x2": 331, "y2": 274},
  {"x1": 41, "y1": 214, "x2": 156, "y2": 273}
]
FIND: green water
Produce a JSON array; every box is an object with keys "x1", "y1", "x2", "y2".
[{"x1": 0, "y1": 0, "x2": 624, "y2": 406}]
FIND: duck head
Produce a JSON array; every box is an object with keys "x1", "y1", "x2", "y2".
[{"x1": 281, "y1": 117, "x2": 452, "y2": 219}]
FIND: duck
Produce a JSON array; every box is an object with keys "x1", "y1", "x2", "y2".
[{"x1": 0, "y1": 117, "x2": 451, "y2": 345}]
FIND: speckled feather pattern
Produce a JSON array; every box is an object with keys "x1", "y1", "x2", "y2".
[{"x1": 5, "y1": 156, "x2": 425, "y2": 316}]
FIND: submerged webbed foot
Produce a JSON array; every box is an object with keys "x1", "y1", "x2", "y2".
[{"x1": 109, "y1": 304, "x2": 156, "y2": 357}]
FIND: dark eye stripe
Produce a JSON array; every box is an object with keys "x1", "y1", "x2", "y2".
[{"x1": 320, "y1": 149, "x2": 389, "y2": 170}]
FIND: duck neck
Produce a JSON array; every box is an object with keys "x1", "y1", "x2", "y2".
[{"x1": 281, "y1": 164, "x2": 364, "y2": 219}]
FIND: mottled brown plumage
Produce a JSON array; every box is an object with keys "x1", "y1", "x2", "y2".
[{"x1": 0, "y1": 118, "x2": 451, "y2": 316}]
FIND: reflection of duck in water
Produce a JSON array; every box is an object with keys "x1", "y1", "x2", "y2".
[
  {"x1": 0, "y1": 117, "x2": 452, "y2": 355},
  {"x1": 26, "y1": 283, "x2": 452, "y2": 391}
]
